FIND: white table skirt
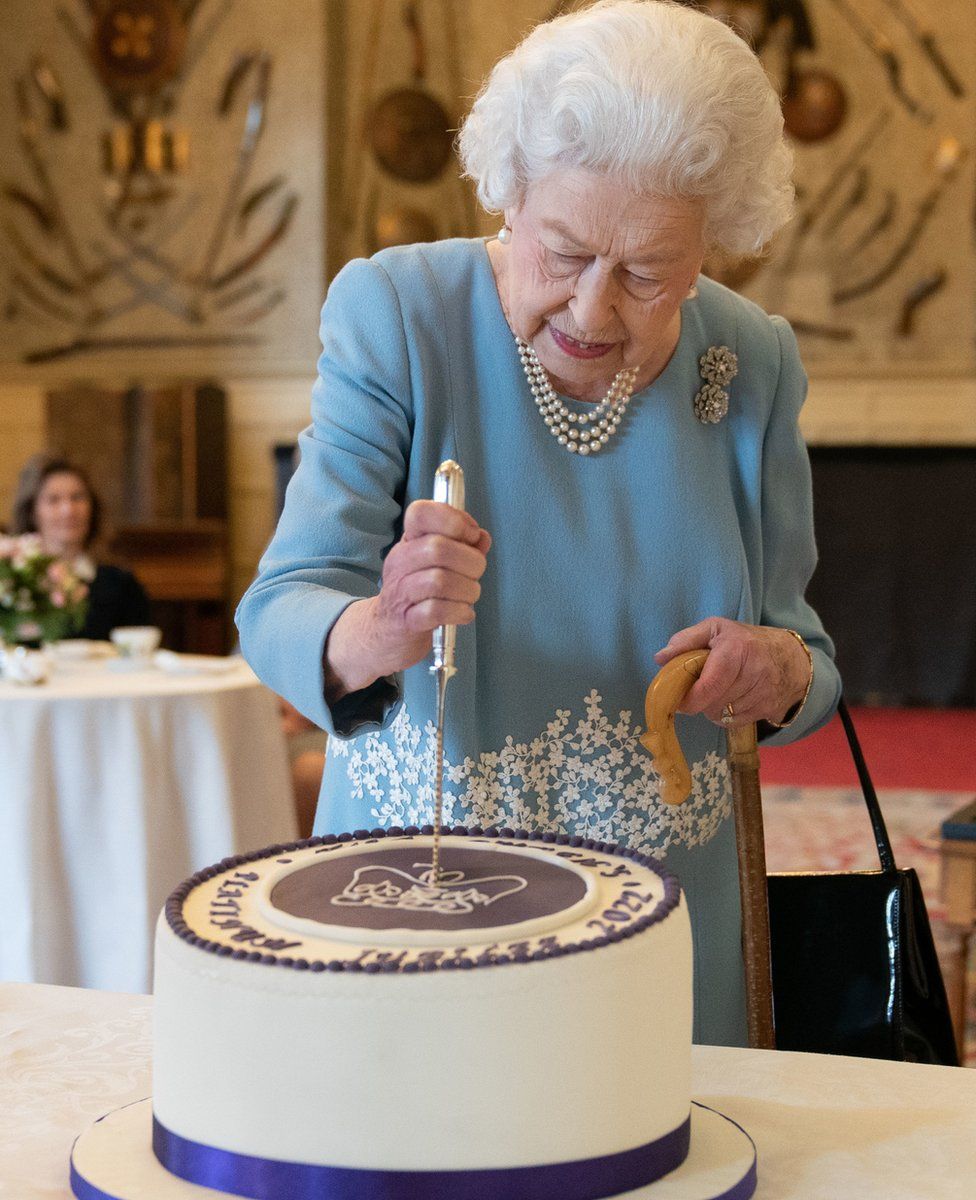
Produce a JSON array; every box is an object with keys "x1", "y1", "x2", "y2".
[
  {"x1": 1, "y1": 982, "x2": 973, "y2": 1200},
  {"x1": 0, "y1": 659, "x2": 297, "y2": 994}
]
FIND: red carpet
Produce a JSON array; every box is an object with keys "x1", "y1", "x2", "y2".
[{"x1": 760, "y1": 707, "x2": 976, "y2": 792}]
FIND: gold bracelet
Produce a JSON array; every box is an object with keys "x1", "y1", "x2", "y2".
[{"x1": 767, "y1": 628, "x2": 814, "y2": 729}]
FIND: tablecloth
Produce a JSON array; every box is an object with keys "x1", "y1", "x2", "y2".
[
  {"x1": 1, "y1": 982, "x2": 973, "y2": 1200},
  {"x1": 0, "y1": 658, "x2": 297, "y2": 994}
]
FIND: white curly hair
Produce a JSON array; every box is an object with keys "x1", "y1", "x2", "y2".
[{"x1": 457, "y1": 0, "x2": 793, "y2": 256}]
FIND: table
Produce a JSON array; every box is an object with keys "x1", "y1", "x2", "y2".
[
  {"x1": 2, "y1": 983, "x2": 974, "y2": 1200},
  {"x1": 0, "y1": 657, "x2": 297, "y2": 994}
]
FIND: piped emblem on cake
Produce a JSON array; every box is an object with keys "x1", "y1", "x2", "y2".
[{"x1": 331, "y1": 862, "x2": 527, "y2": 916}]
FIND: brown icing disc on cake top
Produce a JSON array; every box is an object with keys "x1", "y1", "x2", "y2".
[{"x1": 269, "y1": 844, "x2": 588, "y2": 932}]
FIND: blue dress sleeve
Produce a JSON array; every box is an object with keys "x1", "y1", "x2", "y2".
[
  {"x1": 235, "y1": 257, "x2": 413, "y2": 737},
  {"x1": 757, "y1": 317, "x2": 842, "y2": 745}
]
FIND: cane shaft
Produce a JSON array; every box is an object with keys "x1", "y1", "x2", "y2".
[{"x1": 728, "y1": 725, "x2": 776, "y2": 1050}]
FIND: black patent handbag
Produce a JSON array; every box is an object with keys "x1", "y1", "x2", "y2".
[{"x1": 767, "y1": 699, "x2": 960, "y2": 1065}]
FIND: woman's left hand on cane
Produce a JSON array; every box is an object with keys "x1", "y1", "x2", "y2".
[{"x1": 654, "y1": 618, "x2": 809, "y2": 727}]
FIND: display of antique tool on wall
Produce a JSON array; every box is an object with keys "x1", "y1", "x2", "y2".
[
  {"x1": 895, "y1": 269, "x2": 948, "y2": 337},
  {"x1": 777, "y1": 107, "x2": 891, "y2": 278},
  {"x1": 833, "y1": 136, "x2": 966, "y2": 304},
  {"x1": 773, "y1": 1, "x2": 848, "y2": 143},
  {"x1": 781, "y1": 59, "x2": 847, "y2": 143},
  {"x1": 1, "y1": 0, "x2": 304, "y2": 364},
  {"x1": 825, "y1": 0, "x2": 932, "y2": 123},
  {"x1": 821, "y1": 164, "x2": 869, "y2": 235},
  {"x1": 30, "y1": 55, "x2": 69, "y2": 130},
  {"x1": 345, "y1": 0, "x2": 475, "y2": 261},
  {"x1": 842, "y1": 189, "x2": 897, "y2": 259},
  {"x1": 72, "y1": 0, "x2": 199, "y2": 222},
  {"x1": 368, "y1": 2, "x2": 454, "y2": 185},
  {"x1": 880, "y1": 0, "x2": 965, "y2": 99}
]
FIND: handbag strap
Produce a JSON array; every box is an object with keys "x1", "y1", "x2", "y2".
[{"x1": 836, "y1": 696, "x2": 897, "y2": 872}]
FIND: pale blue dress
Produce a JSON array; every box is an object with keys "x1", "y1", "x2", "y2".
[{"x1": 236, "y1": 238, "x2": 841, "y2": 1046}]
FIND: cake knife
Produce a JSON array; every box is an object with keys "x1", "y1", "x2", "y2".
[{"x1": 430, "y1": 460, "x2": 465, "y2": 886}]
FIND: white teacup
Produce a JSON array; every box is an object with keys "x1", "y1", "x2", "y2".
[
  {"x1": 110, "y1": 625, "x2": 163, "y2": 659},
  {"x1": 1, "y1": 646, "x2": 51, "y2": 685}
]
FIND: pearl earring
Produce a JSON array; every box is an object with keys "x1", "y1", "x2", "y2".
[
  {"x1": 686, "y1": 283, "x2": 699, "y2": 300},
  {"x1": 497, "y1": 224, "x2": 512, "y2": 244}
]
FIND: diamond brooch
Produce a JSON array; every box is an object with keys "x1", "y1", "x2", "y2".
[{"x1": 693, "y1": 345, "x2": 737, "y2": 424}]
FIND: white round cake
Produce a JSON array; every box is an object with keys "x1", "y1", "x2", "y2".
[{"x1": 70, "y1": 825, "x2": 758, "y2": 1199}]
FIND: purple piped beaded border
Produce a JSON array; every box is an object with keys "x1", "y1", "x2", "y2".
[{"x1": 164, "y1": 825, "x2": 683, "y2": 974}]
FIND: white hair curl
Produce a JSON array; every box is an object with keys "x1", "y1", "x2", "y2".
[{"x1": 457, "y1": 0, "x2": 793, "y2": 255}]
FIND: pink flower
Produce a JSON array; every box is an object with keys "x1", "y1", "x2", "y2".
[{"x1": 50, "y1": 590, "x2": 66, "y2": 608}]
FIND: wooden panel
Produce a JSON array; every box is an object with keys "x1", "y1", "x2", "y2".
[
  {"x1": 46, "y1": 386, "x2": 129, "y2": 531},
  {"x1": 194, "y1": 384, "x2": 228, "y2": 520},
  {"x1": 124, "y1": 386, "x2": 185, "y2": 523},
  {"x1": 110, "y1": 522, "x2": 228, "y2": 601}
]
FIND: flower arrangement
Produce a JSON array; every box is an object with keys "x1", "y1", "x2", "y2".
[{"x1": 0, "y1": 534, "x2": 91, "y2": 646}]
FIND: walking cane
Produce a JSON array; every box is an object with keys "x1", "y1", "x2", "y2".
[{"x1": 640, "y1": 650, "x2": 776, "y2": 1050}]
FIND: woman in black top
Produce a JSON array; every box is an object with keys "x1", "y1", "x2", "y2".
[{"x1": 10, "y1": 454, "x2": 151, "y2": 640}]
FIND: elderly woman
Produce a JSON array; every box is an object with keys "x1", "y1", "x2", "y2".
[
  {"x1": 237, "y1": 0, "x2": 841, "y2": 1045},
  {"x1": 11, "y1": 453, "x2": 151, "y2": 640}
]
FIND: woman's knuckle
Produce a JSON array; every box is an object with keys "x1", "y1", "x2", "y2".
[{"x1": 409, "y1": 600, "x2": 435, "y2": 629}]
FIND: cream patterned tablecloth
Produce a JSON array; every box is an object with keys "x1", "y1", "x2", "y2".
[
  {"x1": 0, "y1": 657, "x2": 297, "y2": 994},
  {"x1": 1, "y1": 983, "x2": 974, "y2": 1200}
]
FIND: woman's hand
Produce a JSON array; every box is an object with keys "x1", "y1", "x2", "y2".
[
  {"x1": 654, "y1": 618, "x2": 810, "y2": 726},
  {"x1": 324, "y1": 500, "x2": 491, "y2": 700}
]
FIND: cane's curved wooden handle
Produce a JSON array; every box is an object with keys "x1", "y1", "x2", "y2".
[{"x1": 639, "y1": 650, "x2": 709, "y2": 806}]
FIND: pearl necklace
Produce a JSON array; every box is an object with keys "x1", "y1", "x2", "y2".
[{"x1": 515, "y1": 337, "x2": 639, "y2": 456}]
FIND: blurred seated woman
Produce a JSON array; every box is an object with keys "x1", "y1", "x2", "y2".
[{"x1": 11, "y1": 453, "x2": 151, "y2": 640}]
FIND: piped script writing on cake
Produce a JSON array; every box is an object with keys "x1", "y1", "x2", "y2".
[
  {"x1": 171, "y1": 832, "x2": 678, "y2": 961},
  {"x1": 330, "y1": 862, "x2": 527, "y2": 915}
]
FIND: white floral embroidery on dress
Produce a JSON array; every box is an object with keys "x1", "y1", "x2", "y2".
[{"x1": 329, "y1": 690, "x2": 732, "y2": 856}]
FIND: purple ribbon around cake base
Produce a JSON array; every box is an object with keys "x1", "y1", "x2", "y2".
[{"x1": 149, "y1": 1112, "x2": 692, "y2": 1200}]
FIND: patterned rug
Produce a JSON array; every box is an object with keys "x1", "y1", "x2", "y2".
[{"x1": 762, "y1": 785, "x2": 975, "y2": 1066}]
